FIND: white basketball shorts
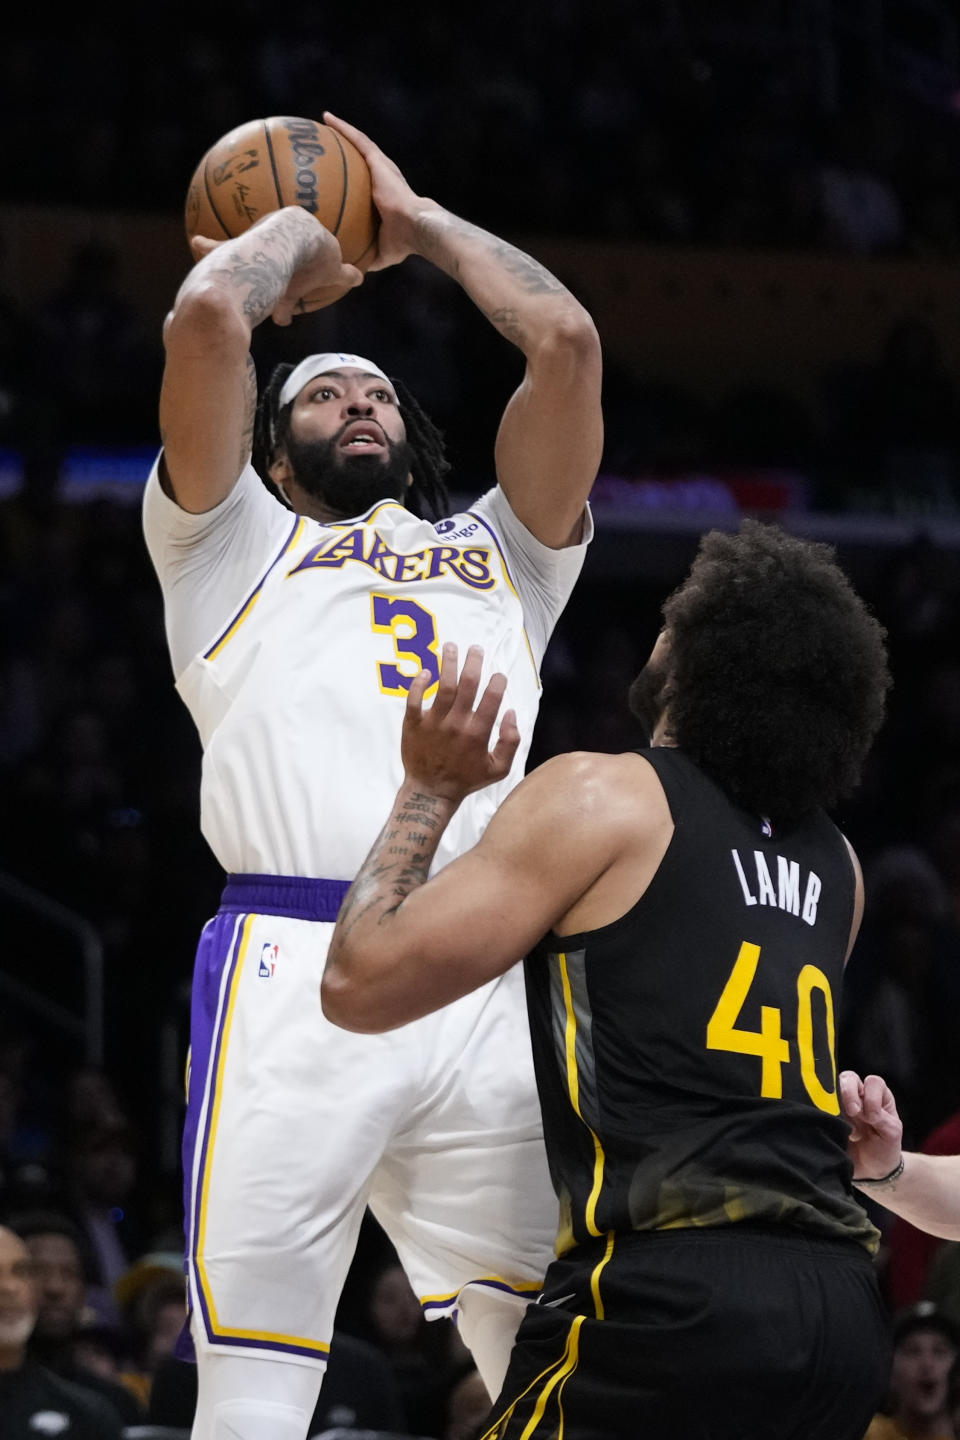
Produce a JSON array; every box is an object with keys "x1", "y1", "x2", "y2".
[{"x1": 180, "y1": 873, "x2": 558, "y2": 1366}]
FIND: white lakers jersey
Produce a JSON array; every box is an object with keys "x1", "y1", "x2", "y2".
[{"x1": 143, "y1": 461, "x2": 591, "y2": 879}]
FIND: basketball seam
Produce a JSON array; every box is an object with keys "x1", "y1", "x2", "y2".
[
  {"x1": 351, "y1": 234, "x2": 378, "y2": 268},
  {"x1": 328, "y1": 130, "x2": 349, "y2": 241},
  {"x1": 264, "y1": 120, "x2": 284, "y2": 211},
  {"x1": 202, "y1": 166, "x2": 231, "y2": 240}
]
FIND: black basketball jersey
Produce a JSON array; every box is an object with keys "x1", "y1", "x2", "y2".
[{"x1": 524, "y1": 746, "x2": 879, "y2": 1257}]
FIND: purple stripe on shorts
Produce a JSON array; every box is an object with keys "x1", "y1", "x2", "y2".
[
  {"x1": 422, "y1": 1297, "x2": 458, "y2": 1318},
  {"x1": 220, "y1": 873, "x2": 351, "y2": 922},
  {"x1": 178, "y1": 876, "x2": 349, "y2": 1359},
  {"x1": 182, "y1": 912, "x2": 247, "y2": 1347}
]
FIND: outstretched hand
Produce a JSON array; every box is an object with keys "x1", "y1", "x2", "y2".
[
  {"x1": 323, "y1": 111, "x2": 442, "y2": 270},
  {"x1": 402, "y1": 643, "x2": 520, "y2": 803},
  {"x1": 839, "y1": 1070, "x2": 904, "y2": 1180}
]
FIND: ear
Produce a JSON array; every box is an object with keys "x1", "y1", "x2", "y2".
[
  {"x1": 269, "y1": 451, "x2": 292, "y2": 486},
  {"x1": 406, "y1": 471, "x2": 414, "y2": 490}
]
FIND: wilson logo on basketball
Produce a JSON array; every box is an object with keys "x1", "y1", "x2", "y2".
[
  {"x1": 185, "y1": 115, "x2": 378, "y2": 306},
  {"x1": 283, "y1": 117, "x2": 326, "y2": 212}
]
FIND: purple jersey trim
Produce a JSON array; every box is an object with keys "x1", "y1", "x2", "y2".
[
  {"x1": 202, "y1": 514, "x2": 303, "y2": 660},
  {"x1": 466, "y1": 509, "x2": 519, "y2": 594}
]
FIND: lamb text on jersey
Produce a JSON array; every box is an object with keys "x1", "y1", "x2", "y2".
[{"x1": 731, "y1": 848, "x2": 821, "y2": 925}]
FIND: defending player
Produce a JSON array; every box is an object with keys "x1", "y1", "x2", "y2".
[
  {"x1": 143, "y1": 112, "x2": 602, "y2": 1439},
  {"x1": 324, "y1": 522, "x2": 894, "y2": 1439}
]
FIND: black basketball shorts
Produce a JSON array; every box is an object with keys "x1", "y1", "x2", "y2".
[{"x1": 478, "y1": 1224, "x2": 891, "y2": 1440}]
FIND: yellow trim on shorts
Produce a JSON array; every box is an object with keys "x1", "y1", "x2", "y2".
[
  {"x1": 194, "y1": 914, "x2": 331, "y2": 1357},
  {"x1": 558, "y1": 952, "x2": 606, "y2": 1238},
  {"x1": 479, "y1": 1314, "x2": 585, "y2": 1440},
  {"x1": 547, "y1": 1317, "x2": 583, "y2": 1440}
]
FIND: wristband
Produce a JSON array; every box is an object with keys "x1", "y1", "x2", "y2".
[{"x1": 855, "y1": 1156, "x2": 904, "y2": 1187}]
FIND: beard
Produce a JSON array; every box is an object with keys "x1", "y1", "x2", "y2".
[
  {"x1": 285, "y1": 428, "x2": 413, "y2": 518},
  {"x1": 627, "y1": 650, "x2": 671, "y2": 744}
]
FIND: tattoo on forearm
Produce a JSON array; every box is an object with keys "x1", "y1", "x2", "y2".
[
  {"x1": 333, "y1": 792, "x2": 448, "y2": 943},
  {"x1": 416, "y1": 214, "x2": 565, "y2": 296},
  {"x1": 400, "y1": 796, "x2": 443, "y2": 820},
  {"x1": 481, "y1": 236, "x2": 565, "y2": 295},
  {"x1": 205, "y1": 224, "x2": 316, "y2": 325},
  {"x1": 387, "y1": 861, "x2": 431, "y2": 908},
  {"x1": 486, "y1": 306, "x2": 524, "y2": 348}
]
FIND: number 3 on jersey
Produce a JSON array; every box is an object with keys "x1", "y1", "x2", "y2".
[
  {"x1": 371, "y1": 594, "x2": 441, "y2": 697},
  {"x1": 706, "y1": 941, "x2": 840, "y2": 1113}
]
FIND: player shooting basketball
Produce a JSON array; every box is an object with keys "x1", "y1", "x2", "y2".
[{"x1": 143, "y1": 111, "x2": 602, "y2": 1440}]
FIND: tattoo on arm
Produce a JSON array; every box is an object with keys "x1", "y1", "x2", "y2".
[
  {"x1": 413, "y1": 214, "x2": 566, "y2": 353},
  {"x1": 205, "y1": 225, "x2": 317, "y2": 325},
  {"x1": 415, "y1": 214, "x2": 565, "y2": 295},
  {"x1": 486, "y1": 306, "x2": 524, "y2": 348},
  {"x1": 478, "y1": 235, "x2": 565, "y2": 295},
  {"x1": 334, "y1": 794, "x2": 447, "y2": 942}
]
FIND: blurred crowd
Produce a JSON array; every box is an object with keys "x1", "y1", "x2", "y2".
[{"x1": 5, "y1": 3, "x2": 960, "y2": 260}]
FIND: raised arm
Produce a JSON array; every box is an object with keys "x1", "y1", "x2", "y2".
[
  {"x1": 159, "y1": 206, "x2": 361, "y2": 513},
  {"x1": 321, "y1": 646, "x2": 664, "y2": 1033},
  {"x1": 325, "y1": 113, "x2": 603, "y2": 548},
  {"x1": 839, "y1": 1070, "x2": 960, "y2": 1240}
]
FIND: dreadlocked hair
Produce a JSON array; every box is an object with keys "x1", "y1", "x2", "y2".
[
  {"x1": 252, "y1": 364, "x2": 452, "y2": 519},
  {"x1": 252, "y1": 363, "x2": 294, "y2": 504},
  {"x1": 391, "y1": 376, "x2": 452, "y2": 520}
]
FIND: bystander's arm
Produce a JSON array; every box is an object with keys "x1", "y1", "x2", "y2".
[{"x1": 840, "y1": 1070, "x2": 960, "y2": 1240}]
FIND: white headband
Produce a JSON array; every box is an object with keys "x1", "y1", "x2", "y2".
[{"x1": 279, "y1": 353, "x2": 391, "y2": 408}]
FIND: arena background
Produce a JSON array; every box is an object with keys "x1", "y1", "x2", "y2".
[{"x1": 2, "y1": 3, "x2": 960, "y2": 1431}]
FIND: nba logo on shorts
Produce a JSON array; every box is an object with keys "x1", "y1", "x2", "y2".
[{"x1": 259, "y1": 943, "x2": 278, "y2": 978}]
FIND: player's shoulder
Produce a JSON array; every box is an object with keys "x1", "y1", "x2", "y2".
[
  {"x1": 523, "y1": 750, "x2": 667, "y2": 828},
  {"x1": 532, "y1": 747, "x2": 662, "y2": 786}
]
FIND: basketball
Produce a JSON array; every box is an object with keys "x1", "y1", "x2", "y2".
[{"x1": 184, "y1": 115, "x2": 379, "y2": 310}]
